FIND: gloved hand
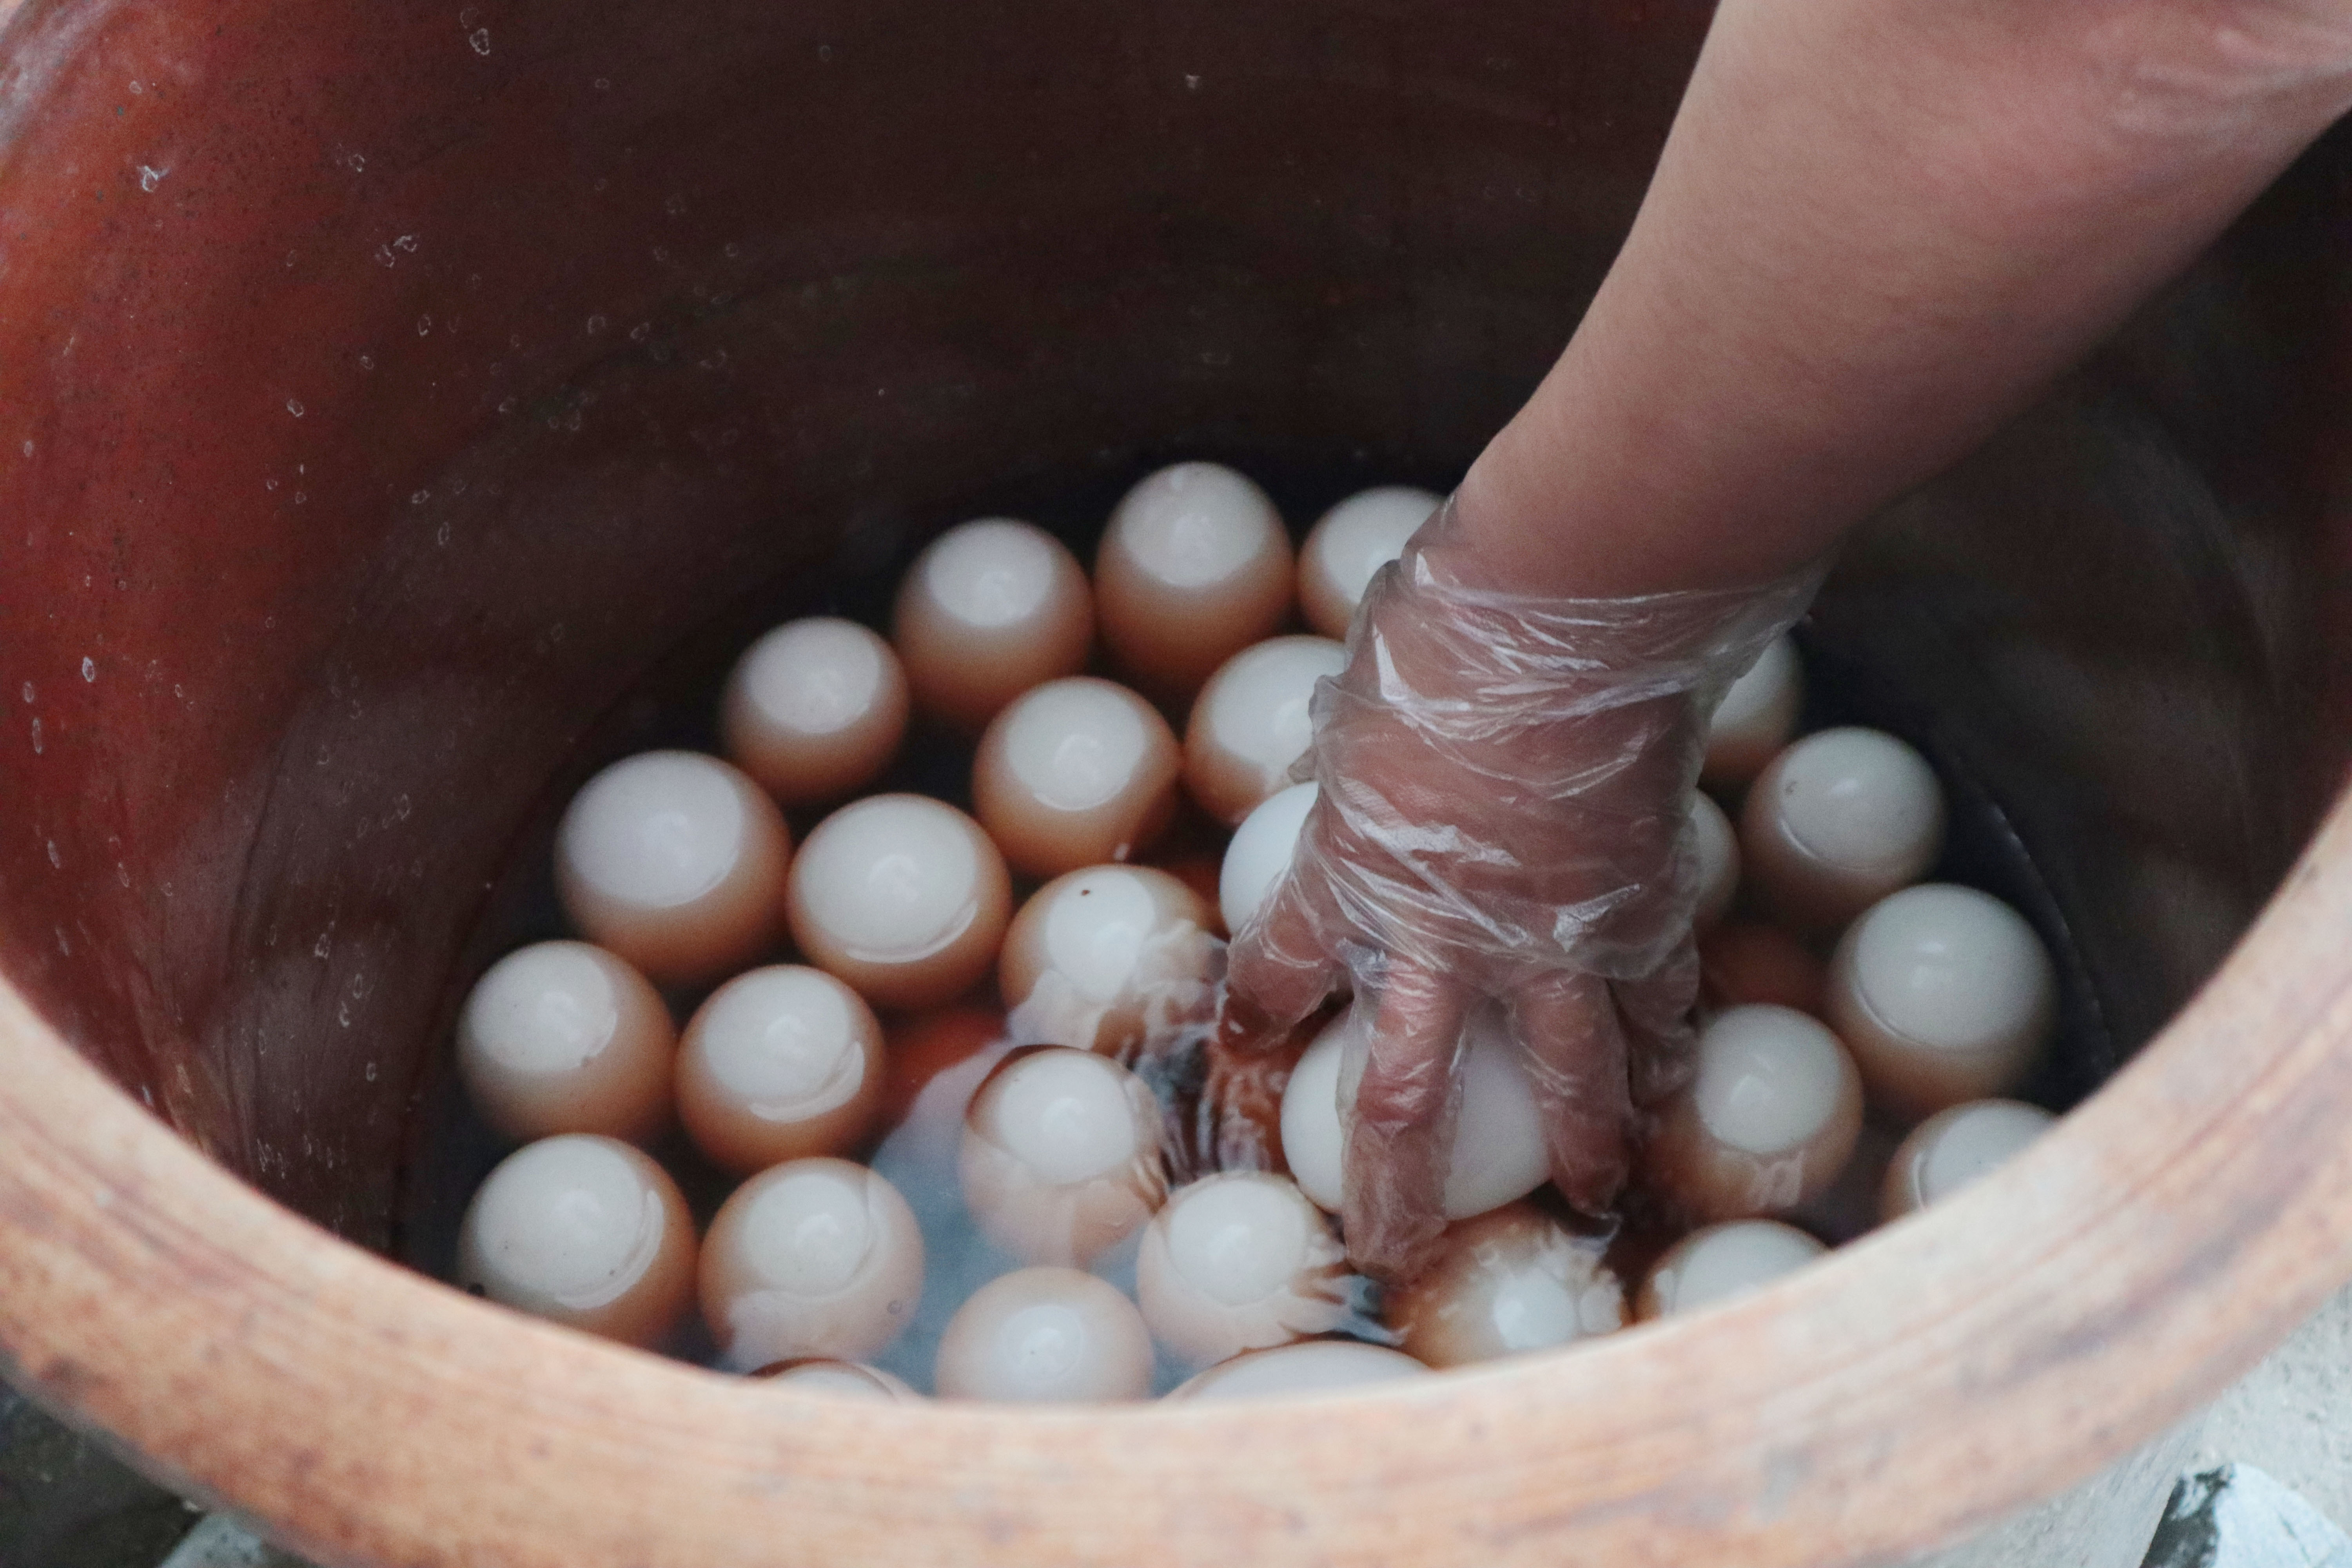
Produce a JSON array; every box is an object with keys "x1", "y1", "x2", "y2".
[{"x1": 1221, "y1": 497, "x2": 1820, "y2": 1277}]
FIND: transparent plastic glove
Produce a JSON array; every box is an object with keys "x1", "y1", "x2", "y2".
[{"x1": 1221, "y1": 498, "x2": 1822, "y2": 1277}]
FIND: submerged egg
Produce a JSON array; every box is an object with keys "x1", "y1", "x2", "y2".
[
  {"x1": 786, "y1": 794, "x2": 1011, "y2": 1010},
  {"x1": 892, "y1": 518, "x2": 1094, "y2": 733},
  {"x1": 555, "y1": 750, "x2": 791, "y2": 987},
  {"x1": 1182, "y1": 636, "x2": 1346, "y2": 826},
  {"x1": 1094, "y1": 463, "x2": 1294, "y2": 701},
  {"x1": 456, "y1": 940, "x2": 676, "y2": 1145},
  {"x1": 1384, "y1": 1203, "x2": 1622, "y2": 1368},
  {"x1": 1297, "y1": 486, "x2": 1439, "y2": 641},
  {"x1": 998, "y1": 865, "x2": 1216, "y2": 1056},
  {"x1": 677, "y1": 965, "x2": 885, "y2": 1175},
  {"x1": 933, "y1": 1266, "x2": 1155, "y2": 1403},
  {"x1": 699, "y1": 1157, "x2": 926, "y2": 1370},
  {"x1": 456, "y1": 1134, "x2": 696, "y2": 1348},
  {"x1": 721, "y1": 617, "x2": 909, "y2": 806},
  {"x1": 972, "y1": 677, "x2": 1181, "y2": 879},
  {"x1": 1136, "y1": 1172, "x2": 1350, "y2": 1366},
  {"x1": 1643, "y1": 1004, "x2": 1864, "y2": 1224},
  {"x1": 959, "y1": 1046, "x2": 1169, "y2": 1267}
]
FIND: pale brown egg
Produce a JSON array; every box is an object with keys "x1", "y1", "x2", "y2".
[
  {"x1": 676, "y1": 965, "x2": 885, "y2": 1175},
  {"x1": 1296, "y1": 486, "x2": 1440, "y2": 641},
  {"x1": 1635, "y1": 1219, "x2": 1827, "y2": 1320},
  {"x1": 1826, "y1": 884, "x2": 2057, "y2": 1122},
  {"x1": 1384, "y1": 1203, "x2": 1623, "y2": 1369},
  {"x1": 1094, "y1": 463, "x2": 1294, "y2": 702},
  {"x1": 1167, "y1": 1340, "x2": 1430, "y2": 1400},
  {"x1": 748, "y1": 1359, "x2": 919, "y2": 1400},
  {"x1": 456, "y1": 941, "x2": 676, "y2": 1145},
  {"x1": 1136, "y1": 1172, "x2": 1349, "y2": 1367},
  {"x1": 1740, "y1": 727, "x2": 1946, "y2": 933},
  {"x1": 1701, "y1": 635, "x2": 1804, "y2": 791},
  {"x1": 959, "y1": 1046, "x2": 1168, "y2": 1267},
  {"x1": 456, "y1": 1134, "x2": 696, "y2": 1348},
  {"x1": 1688, "y1": 791, "x2": 1740, "y2": 931},
  {"x1": 720, "y1": 617, "x2": 909, "y2": 808},
  {"x1": 554, "y1": 750, "x2": 791, "y2": 987},
  {"x1": 1881, "y1": 1098, "x2": 2058, "y2": 1222},
  {"x1": 998, "y1": 865, "x2": 1216, "y2": 1056},
  {"x1": 934, "y1": 1266, "x2": 1155, "y2": 1403},
  {"x1": 891, "y1": 518, "x2": 1094, "y2": 733},
  {"x1": 1182, "y1": 636, "x2": 1347, "y2": 826},
  {"x1": 786, "y1": 794, "x2": 1011, "y2": 1010},
  {"x1": 971, "y1": 677, "x2": 1181, "y2": 880},
  {"x1": 1643, "y1": 1004, "x2": 1864, "y2": 1224},
  {"x1": 699, "y1": 1158, "x2": 926, "y2": 1371}
]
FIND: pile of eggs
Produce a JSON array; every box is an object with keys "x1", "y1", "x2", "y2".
[{"x1": 446, "y1": 461, "x2": 2063, "y2": 1404}]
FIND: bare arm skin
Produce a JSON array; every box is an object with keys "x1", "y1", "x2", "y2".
[
  {"x1": 1455, "y1": 0, "x2": 2352, "y2": 597},
  {"x1": 1225, "y1": 0, "x2": 2352, "y2": 1276}
]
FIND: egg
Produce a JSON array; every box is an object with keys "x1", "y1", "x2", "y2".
[
  {"x1": 998, "y1": 866, "x2": 1217, "y2": 1056},
  {"x1": 1881, "y1": 1098, "x2": 2058, "y2": 1221},
  {"x1": 720, "y1": 617, "x2": 909, "y2": 806},
  {"x1": 676, "y1": 965, "x2": 885, "y2": 1175},
  {"x1": 748, "y1": 1359, "x2": 919, "y2": 1401},
  {"x1": 1094, "y1": 463, "x2": 1294, "y2": 701},
  {"x1": 1218, "y1": 781, "x2": 1318, "y2": 938},
  {"x1": 1643, "y1": 1004, "x2": 1864, "y2": 1224},
  {"x1": 455, "y1": 941, "x2": 676, "y2": 1145},
  {"x1": 1698, "y1": 922, "x2": 1829, "y2": 1016},
  {"x1": 1740, "y1": 727, "x2": 1946, "y2": 933},
  {"x1": 933, "y1": 1266, "x2": 1154, "y2": 1403},
  {"x1": 959, "y1": 1046, "x2": 1169, "y2": 1267},
  {"x1": 1181, "y1": 636, "x2": 1347, "y2": 826},
  {"x1": 1701, "y1": 635, "x2": 1803, "y2": 790},
  {"x1": 554, "y1": 751, "x2": 791, "y2": 986},
  {"x1": 1282, "y1": 1005, "x2": 1549, "y2": 1223},
  {"x1": 456, "y1": 1134, "x2": 696, "y2": 1348},
  {"x1": 1297, "y1": 486, "x2": 1441, "y2": 640},
  {"x1": 1383, "y1": 1203, "x2": 1623, "y2": 1368},
  {"x1": 1688, "y1": 791, "x2": 1740, "y2": 931},
  {"x1": 1826, "y1": 884, "x2": 2056, "y2": 1122},
  {"x1": 1136, "y1": 1172, "x2": 1350, "y2": 1366},
  {"x1": 786, "y1": 794, "x2": 1011, "y2": 1011},
  {"x1": 971, "y1": 677, "x2": 1181, "y2": 879},
  {"x1": 699, "y1": 1158, "x2": 926, "y2": 1370},
  {"x1": 1168, "y1": 1339, "x2": 1430, "y2": 1400},
  {"x1": 891, "y1": 518, "x2": 1094, "y2": 733},
  {"x1": 1635, "y1": 1219, "x2": 1828, "y2": 1319}
]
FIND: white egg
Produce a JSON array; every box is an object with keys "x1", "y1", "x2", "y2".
[
  {"x1": 972, "y1": 677, "x2": 1182, "y2": 880},
  {"x1": 1167, "y1": 1339, "x2": 1429, "y2": 1400},
  {"x1": 1882, "y1": 1098, "x2": 2058, "y2": 1221},
  {"x1": 456, "y1": 941, "x2": 676, "y2": 1145},
  {"x1": 998, "y1": 866, "x2": 1217, "y2": 1056},
  {"x1": 721, "y1": 617, "x2": 909, "y2": 806},
  {"x1": 748, "y1": 1359, "x2": 919, "y2": 1400},
  {"x1": 1281, "y1": 1005, "x2": 1548, "y2": 1222},
  {"x1": 554, "y1": 751, "x2": 791, "y2": 986},
  {"x1": 1297, "y1": 486, "x2": 1440, "y2": 640},
  {"x1": 1384, "y1": 1202, "x2": 1623, "y2": 1368},
  {"x1": 1182, "y1": 636, "x2": 1347, "y2": 826},
  {"x1": 785, "y1": 794, "x2": 1011, "y2": 1010},
  {"x1": 456, "y1": 1134, "x2": 696, "y2": 1348},
  {"x1": 1702, "y1": 635, "x2": 1803, "y2": 789},
  {"x1": 1688, "y1": 791, "x2": 1740, "y2": 931},
  {"x1": 891, "y1": 519, "x2": 1094, "y2": 733},
  {"x1": 1094, "y1": 463, "x2": 1294, "y2": 701},
  {"x1": 1740, "y1": 727, "x2": 1945, "y2": 932},
  {"x1": 1219, "y1": 781, "x2": 1319, "y2": 938},
  {"x1": 1636, "y1": 1219, "x2": 1827, "y2": 1319},
  {"x1": 1136, "y1": 1172, "x2": 1349, "y2": 1365},
  {"x1": 1644, "y1": 1004, "x2": 1864, "y2": 1224},
  {"x1": 699, "y1": 1158, "x2": 926, "y2": 1370},
  {"x1": 1827, "y1": 884, "x2": 2056, "y2": 1121},
  {"x1": 933, "y1": 1267, "x2": 1155, "y2": 1403},
  {"x1": 960, "y1": 1047, "x2": 1169, "y2": 1267},
  {"x1": 676, "y1": 965, "x2": 884, "y2": 1174}
]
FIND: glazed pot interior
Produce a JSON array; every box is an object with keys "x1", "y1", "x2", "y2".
[{"x1": 2, "y1": 0, "x2": 2346, "y2": 1267}]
